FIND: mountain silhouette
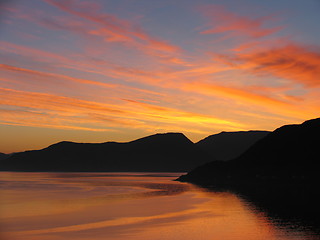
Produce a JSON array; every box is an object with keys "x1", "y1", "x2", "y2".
[
  {"x1": 178, "y1": 117, "x2": 320, "y2": 184},
  {"x1": 0, "y1": 152, "x2": 8, "y2": 161},
  {"x1": 178, "y1": 118, "x2": 320, "y2": 228},
  {"x1": 196, "y1": 131, "x2": 270, "y2": 161},
  {"x1": 0, "y1": 133, "x2": 211, "y2": 172}
]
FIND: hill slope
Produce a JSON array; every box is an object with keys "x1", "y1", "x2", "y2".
[
  {"x1": 196, "y1": 131, "x2": 270, "y2": 161},
  {"x1": 178, "y1": 118, "x2": 320, "y2": 184},
  {"x1": 0, "y1": 133, "x2": 211, "y2": 172}
]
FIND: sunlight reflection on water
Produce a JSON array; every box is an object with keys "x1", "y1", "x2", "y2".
[{"x1": 0, "y1": 172, "x2": 319, "y2": 240}]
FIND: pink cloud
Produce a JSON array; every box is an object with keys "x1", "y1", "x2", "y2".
[
  {"x1": 200, "y1": 5, "x2": 283, "y2": 38},
  {"x1": 0, "y1": 41, "x2": 167, "y2": 94},
  {"x1": 44, "y1": 0, "x2": 181, "y2": 55},
  {"x1": 3, "y1": 0, "x2": 184, "y2": 65},
  {"x1": 0, "y1": 64, "x2": 117, "y2": 88}
]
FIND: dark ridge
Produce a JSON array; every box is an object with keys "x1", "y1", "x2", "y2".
[
  {"x1": 0, "y1": 132, "x2": 211, "y2": 172},
  {"x1": 196, "y1": 130, "x2": 270, "y2": 161},
  {"x1": 178, "y1": 117, "x2": 320, "y2": 183},
  {"x1": 177, "y1": 117, "x2": 320, "y2": 228},
  {"x1": 129, "y1": 132, "x2": 193, "y2": 144},
  {"x1": 0, "y1": 152, "x2": 9, "y2": 161}
]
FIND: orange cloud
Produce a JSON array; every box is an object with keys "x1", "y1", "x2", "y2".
[
  {"x1": 222, "y1": 44, "x2": 320, "y2": 87},
  {"x1": 2, "y1": 40, "x2": 317, "y2": 127},
  {"x1": 121, "y1": 98, "x2": 249, "y2": 131},
  {"x1": 181, "y1": 81, "x2": 319, "y2": 121},
  {"x1": 0, "y1": 108, "x2": 114, "y2": 132},
  {"x1": 0, "y1": 88, "x2": 247, "y2": 135},
  {"x1": 200, "y1": 5, "x2": 282, "y2": 38},
  {"x1": 183, "y1": 82, "x2": 284, "y2": 105}
]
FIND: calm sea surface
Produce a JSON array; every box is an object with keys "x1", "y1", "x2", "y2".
[{"x1": 0, "y1": 172, "x2": 319, "y2": 240}]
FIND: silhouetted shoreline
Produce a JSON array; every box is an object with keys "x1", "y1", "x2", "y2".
[
  {"x1": 0, "y1": 130, "x2": 269, "y2": 172},
  {"x1": 177, "y1": 117, "x2": 320, "y2": 231}
]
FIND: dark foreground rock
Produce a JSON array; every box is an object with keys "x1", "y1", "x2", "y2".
[
  {"x1": 178, "y1": 117, "x2": 320, "y2": 184},
  {"x1": 178, "y1": 117, "x2": 320, "y2": 229}
]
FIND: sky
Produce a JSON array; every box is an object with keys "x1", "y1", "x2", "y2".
[{"x1": 0, "y1": 0, "x2": 320, "y2": 153}]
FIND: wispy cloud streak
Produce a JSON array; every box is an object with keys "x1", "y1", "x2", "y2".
[
  {"x1": 229, "y1": 44, "x2": 320, "y2": 87},
  {"x1": 44, "y1": 0, "x2": 182, "y2": 59},
  {"x1": 200, "y1": 5, "x2": 282, "y2": 38},
  {"x1": 0, "y1": 88, "x2": 246, "y2": 134}
]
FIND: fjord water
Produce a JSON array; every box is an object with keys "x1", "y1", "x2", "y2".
[{"x1": 0, "y1": 173, "x2": 319, "y2": 240}]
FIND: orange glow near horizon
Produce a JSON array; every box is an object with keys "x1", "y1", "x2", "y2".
[{"x1": 0, "y1": 0, "x2": 319, "y2": 153}]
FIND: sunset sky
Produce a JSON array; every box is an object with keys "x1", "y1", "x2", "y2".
[{"x1": 1, "y1": 0, "x2": 320, "y2": 153}]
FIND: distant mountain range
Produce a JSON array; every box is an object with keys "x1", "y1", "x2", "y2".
[
  {"x1": 0, "y1": 133, "x2": 209, "y2": 172},
  {"x1": 0, "y1": 130, "x2": 268, "y2": 172},
  {"x1": 0, "y1": 153, "x2": 8, "y2": 161},
  {"x1": 178, "y1": 117, "x2": 320, "y2": 184},
  {"x1": 196, "y1": 131, "x2": 270, "y2": 161}
]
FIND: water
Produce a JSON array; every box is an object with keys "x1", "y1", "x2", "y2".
[{"x1": 0, "y1": 172, "x2": 319, "y2": 240}]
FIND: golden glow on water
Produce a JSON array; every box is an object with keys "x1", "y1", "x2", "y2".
[{"x1": 0, "y1": 173, "x2": 318, "y2": 240}]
